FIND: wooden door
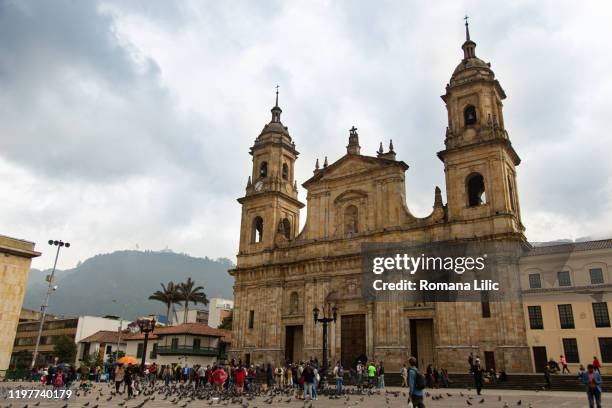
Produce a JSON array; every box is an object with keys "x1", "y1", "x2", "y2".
[
  {"x1": 532, "y1": 346, "x2": 548, "y2": 373},
  {"x1": 484, "y1": 351, "x2": 496, "y2": 371},
  {"x1": 341, "y1": 315, "x2": 366, "y2": 369}
]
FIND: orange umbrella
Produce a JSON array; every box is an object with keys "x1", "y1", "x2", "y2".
[{"x1": 118, "y1": 356, "x2": 138, "y2": 365}]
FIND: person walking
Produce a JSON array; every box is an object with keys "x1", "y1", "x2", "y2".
[
  {"x1": 560, "y1": 355, "x2": 570, "y2": 374},
  {"x1": 544, "y1": 365, "x2": 552, "y2": 390},
  {"x1": 163, "y1": 366, "x2": 172, "y2": 386},
  {"x1": 234, "y1": 365, "x2": 247, "y2": 396},
  {"x1": 356, "y1": 361, "x2": 364, "y2": 387},
  {"x1": 114, "y1": 364, "x2": 125, "y2": 393},
  {"x1": 377, "y1": 361, "x2": 385, "y2": 389},
  {"x1": 408, "y1": 357, "x2": 425, "y2": 408},
  {"x1": 286, "y1": 364, "x2": 293, "y2": 387},
  {"x1": 333, "y1": 361, "x2": 344, "y2": 394},
  {"x1": 302, "y1": 363, "x2": 315, "y2": 401},
  {"x1": 312, "y1": 365, "x2": 318, "y2": 400},
  {"x1": 473, "y1": 362, "x2": 484, "y2": 396},
  {"x1": 593, "y1": 356, "x2": 602, "y2": 373},
  {"x1": 400, "y1": 364, "x2": 408, "y2": 387},
  {"x1": 124, "y1": 364, "x2": 133, "y2": 399},
  {"x1": 367, "y1": 362, "x2": 376, "y2": 387},
  {"x1": 580, "y1": 364, "x2": 603, "y2": 408}
]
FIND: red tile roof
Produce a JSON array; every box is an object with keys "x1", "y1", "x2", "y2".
[
  {"x1": 80, "y1": 330, "x2": 125, "y2": 344},
  {"x1": 123, "y1": 323, "x2": 231, "y2": 343}
]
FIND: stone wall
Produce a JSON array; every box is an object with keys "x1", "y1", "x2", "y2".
[{"x1": 0, "y1": 235, "x2": 40, "y2": 372}]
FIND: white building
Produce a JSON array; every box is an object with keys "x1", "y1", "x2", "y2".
[
  {"x1": 77, "y1": 330, "x2": 127, "y2": 364},
  {"x1": 123, "y1": 323, "x2": 231, "y2": 367},
  {"x1": 207, "y1": 298, "x2": 233, "y2": 328},
  {"x1": 171, "y1": 309, "x2": 209, "y2": 326}
]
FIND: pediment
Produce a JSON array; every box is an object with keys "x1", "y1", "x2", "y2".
[
  {"x1": 334, "y1": 189, "x2": 368, "y2": 205},
  {"x1": 303, "y1": 154, "x2": 408, "y2": 188}
]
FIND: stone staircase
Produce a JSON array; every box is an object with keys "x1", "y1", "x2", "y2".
[{"x1": 380, "y1": 372, "x2": 612, "y2": 392}]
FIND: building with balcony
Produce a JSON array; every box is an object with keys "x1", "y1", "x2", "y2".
[
  {"x1": 520, "y1": 239, "x2": 612, "y2": 374},
  {"x1": 123, "y1": 323, "x2": 231, "y2": 367}
]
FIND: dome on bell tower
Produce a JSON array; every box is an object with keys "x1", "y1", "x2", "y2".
[{"x1": 449, "y1": 17, "x2": 495, "y2": 86}]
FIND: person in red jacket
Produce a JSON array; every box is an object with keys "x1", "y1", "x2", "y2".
[
  {"x1": 234, "y1": 365, "x2": 247, "y2": 396},
  {"x1": 593, "y1": 356, "x2": 602, "y2": 373}
]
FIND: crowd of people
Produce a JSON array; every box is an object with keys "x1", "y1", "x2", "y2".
[{"x1": 27, "y1": 353, "x2": 605, "y2": 408}]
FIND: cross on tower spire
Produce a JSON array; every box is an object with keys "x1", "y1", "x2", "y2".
[
  {"x1": 461, "y1": 15, "x2": 477, "y2": 59},
  {"x1": 271, "y1": 85, "x2": 282, "y2": 123},
  {"x1": 275, "y1": 85, "x2": 279, "y2": 107}
]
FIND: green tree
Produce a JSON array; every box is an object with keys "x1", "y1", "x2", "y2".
[
  {"x1": 218, "y1": 315, "x2": 232, "y2": 330},
  {"x1": 107, "y1": 350, "x2": 125, "y2": 365},
  {"x1": 178, "y1": 277, "x2": 208, "y2": 324},
  {"x1": 149, "y1": 281, "x2": 181, "y2": 325},
  {"x1": 53, "y1": 335, "x2": 77, "y2": 364}
]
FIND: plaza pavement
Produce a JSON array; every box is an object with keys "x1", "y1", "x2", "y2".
[{"x1": 0, "y1": 383, "x2": 610, "y2": 408}]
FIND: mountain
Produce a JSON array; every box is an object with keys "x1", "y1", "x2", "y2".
[{"x1": 23, "y1": 250, "x2": 234, "y2": 320}]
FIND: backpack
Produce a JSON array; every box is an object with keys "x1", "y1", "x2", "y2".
[
  {"x1": 337, "y1": 367, "x2": 344, "y2": 377},
  {"x1": 410, "y1": 367, "x2": 425, "y2": 390}
]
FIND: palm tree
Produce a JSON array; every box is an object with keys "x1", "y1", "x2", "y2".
[
  {"x1": 178, "y1": 277, "x2": 208, "y2": 324},
  {"x1": 149, "y1": 281, "x2": 181, "y2": 325}
]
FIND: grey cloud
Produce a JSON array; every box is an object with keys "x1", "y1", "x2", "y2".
[{"x1": 0, "y1": 0, "x2": 611, "y2": 269}]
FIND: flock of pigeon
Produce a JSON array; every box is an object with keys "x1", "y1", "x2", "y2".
[{"x1": 0, "y1": 383, "x2": 546, "y2": 407}]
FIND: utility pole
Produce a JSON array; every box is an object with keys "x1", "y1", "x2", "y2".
[{"x1": 31, "y1": 240, "x2": 70, "y2": 369}]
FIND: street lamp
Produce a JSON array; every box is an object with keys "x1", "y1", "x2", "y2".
[
  {"x1": 112, "y1": 299, "x2": 127, "y2": 363},
  {"x1": 313, "y1": 304, "x2": 338, "y2": 382},
  {"x1": 31, "y1": 240, "x2": 70, "y2": 369},
  {"x1": 136, "y1": 318, "x2": 156, "y2": 374}
]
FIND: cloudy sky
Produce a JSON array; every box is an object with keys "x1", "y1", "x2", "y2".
[{"x1": 1, "y1": 0, "x2": 611, "y2": 270}]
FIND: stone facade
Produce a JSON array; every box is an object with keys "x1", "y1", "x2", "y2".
[
  {"x1": 0, "y1": 235, "x2": 40, "y2": 372},
  {"x1": 229, "y1": 27, "x2": 533, "y2": 373}
]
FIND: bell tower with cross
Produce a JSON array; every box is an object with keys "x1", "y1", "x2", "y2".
[
  {"x1": 437, "y1": 18, "x2": 524, "y2": 234},
  {"x1": 237, "y1": 87, "x2": 305, "y2": 256}
]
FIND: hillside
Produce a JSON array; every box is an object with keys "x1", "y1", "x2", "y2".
[{"x1": 23, "y1": 250, "x2": 234, "y2": 320}]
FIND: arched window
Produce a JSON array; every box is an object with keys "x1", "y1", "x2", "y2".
[
  {"x1": 282, "y1": 163, "x2": 289, "y2": 180},
  {"x1": 259, "y1": 161, "x2": 268, "y2": 178},
  {"x1": 467, "y1": 173, "x2": 486, "y2": 207},
  {"x1": 280, "y1": 218, "x2": 291, "y2": 239},
  {"x1": 289, "y1": 291, "x2": 299, "y2": 314},
  {"x1": 252, "y1": 216, "x2": 264, "y2": 243},
  {"x1": 464, "y1": 105, "x2": 477, "y2": 126},
  {"x1": 344, "y1": 205, "x2": 359, "y2": 235}
]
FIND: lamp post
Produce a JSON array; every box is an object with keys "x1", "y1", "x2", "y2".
[
  {"x1": 31, "y1": 240, "x2": 70, "y2": 370},
  {"x1": 313, "y1": 304, "x2": 337, "y2": 383},
  {"x1": 112, "y1": 299, "x2": 127, "y2": 363},
  {"x1": 136, "y1": 318, "x2": 156, "y2": 374}
]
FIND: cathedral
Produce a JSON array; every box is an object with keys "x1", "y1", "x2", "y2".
[{"x1": 228, "y1": 23, "x2": 533, "y2": 373}]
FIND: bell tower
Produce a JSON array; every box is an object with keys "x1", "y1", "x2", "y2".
[
  {"x1": 438, "y1": 19, "x2": 523, "y2": 236},
  {"x1": 237, "y1": 88, "x2": 304, "y2": 254}
]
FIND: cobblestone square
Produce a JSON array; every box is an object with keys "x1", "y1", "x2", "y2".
[{"x1": 1, "y1": 383, "x2": 610, "y2": 408}]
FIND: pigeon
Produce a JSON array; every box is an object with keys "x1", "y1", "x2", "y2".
[{"x1": 517, "y1": 400, "x2": 522, "y2": 406}]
